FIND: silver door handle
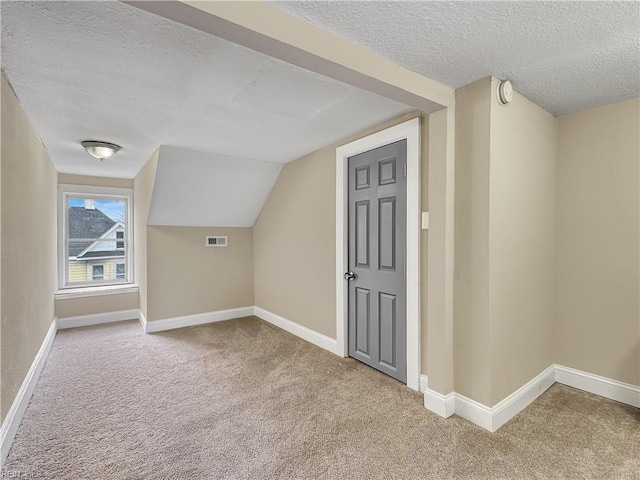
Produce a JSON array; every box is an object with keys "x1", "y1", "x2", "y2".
[{"x1": 344, "y1": 271, "x2": 356, "y2": 281}]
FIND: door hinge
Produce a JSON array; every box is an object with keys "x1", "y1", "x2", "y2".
[
  {"x1": 403, "y1": 265, "x2": 406, "y2": 279},
  {"x1": 403, "y1": 164, "x2": 407, "y2": 177}
]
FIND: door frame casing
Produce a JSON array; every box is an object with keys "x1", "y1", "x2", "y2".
[{"x1": 335, "y1": 118, "x2": 421, "y2": 391}]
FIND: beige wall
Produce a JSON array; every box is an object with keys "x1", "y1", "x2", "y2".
[
  {"x1": 453, "y1": 77, "x2": 493, "y2": 404},
  {"x1": 58, "y1": 173, "x2": 133, "y2": 189},
  {"x1": 56, "y1": 173, "x2": 139, "y2": 317},
  {"x1": 55, "y1": 292, "x2": 139, "y2": 319},
  {"x1": 420, "y1": 115, "x2": 429, "y2": 374},
  {"x1": 488, "y1": 78, "x2": 558, "y2": 404},
  {"x1": 1, "y1": 75, "x2": 58, "y2": 422},
  {"x1": 253, "y1": 111, "x2": 426, "y2": 340},
  {"x1": 555, "y1": 98, "x2": 639, "y2": 386},
  {"x1": 133, "y1": 149, "x2": 159, "y2": 320},
  {"x1": 453, "y1": 77, "x2": 557, "y2": 405},
  {"x1": 426, "y1": 108, "x2": 455, "y2": 394},
  {"x1": 147, "y1": 227, "x2": 254, "y2": 321}
]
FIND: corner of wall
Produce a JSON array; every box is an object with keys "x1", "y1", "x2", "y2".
[
  {"x1": 133, "y1": 148, "x2": 160, "y2": 320},
  {"x1": 452, "y1": 76, "x2": 492, "y2": 405}
]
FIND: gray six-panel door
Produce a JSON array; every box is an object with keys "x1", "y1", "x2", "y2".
[{"x1": 347, "y1": 140, "x2": 407, "y2": 383}]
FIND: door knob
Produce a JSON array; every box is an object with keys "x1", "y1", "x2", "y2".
[{"x1": 344, "y1": 271, "x2": 356, "y2": 281}]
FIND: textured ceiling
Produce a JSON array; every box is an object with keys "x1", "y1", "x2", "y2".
[
  {"x1": 271, "y1": 1, "x2": 640, "y2": 115},
  {"x1": 0, "y1": 1, "x2": 410, "y2": 178}
]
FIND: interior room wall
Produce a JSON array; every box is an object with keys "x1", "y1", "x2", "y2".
[
  {"x1": 425, "y1": 107, "x2": 456, "y2": 395},
  {"x1": 253, "y1": 112, "x2": 427, "y2": 345},
  {"x1": 453, "y1": 77, "x2": 557, "y2": 406},
  {"x1": 488, "y1": 77, "x2": 558, "y2": 405},
  {"x1": 1, "y1": 75, "x2": 57, "y2": 422},
  {"x1": 146, "y1": 226, "x2": 254, "y2": 321},
  {"x1": 57, "y1": 173, "x2": 133, "y2": 189},
  {"x1": 54, "y1": 292, "x2": 139, "y2": 319},
  {"x1": 420, "y1": 115, "x2": 429, "y2": 375},
  {"x1": 555, "y1": 98, "x2": 639, "y2": 387},
  {"x1": 55, "y1": 174, "x2": 138, "y2": 318},
  {"x1": 453, "y1": 77, "x2": 493, "y2": 405},
  {"x1": 133, "y1": 149, "x2": 159, "y2": 321}
]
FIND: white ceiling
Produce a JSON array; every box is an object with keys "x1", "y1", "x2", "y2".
[
  {"x1": 271, "y1": 1, "x2": 640, "y2": 116},
  {"x1": 148, "y1": 146, "x2": 282, "y2": 227},
  {"x1": 0, "y1": 1, "x2": 410, "y2": 179}
]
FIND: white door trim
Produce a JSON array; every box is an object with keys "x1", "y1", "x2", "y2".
[{"x1": 335, "y1": 118, "x2": 421, "y2": 391}]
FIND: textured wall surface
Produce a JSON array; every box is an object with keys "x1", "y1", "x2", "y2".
[
  {"x1": 147, "y1": 227, "x2": 254, "y2": 321},
  {"x1": 58, "y1": 174, "x2": 133, "y2": 189},
  {"x1": 489, "y1": 78, "x2": 558, "y2": 405},
  {"x1": 453, "y1": 77, "x2": 558, "y2": 406},
  {"x1": 55, "y1": 292, "x2": 139, "y2": 319},
  {"x1": 254, "y1": 112, "x2": 425, "y2": 341},
  {"x1": 1, "y1": 75, "x2": 58, "y2": 421},
  {"x1": 453, "y1": 77, "x2": 493, "y2": 405},
  {"x1": 555, "y1": 98, "x2": 639, "y2": 386}
]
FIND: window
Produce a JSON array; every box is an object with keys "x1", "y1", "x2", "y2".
[
  {"x1": 116, "y1": 263, "x2": 125, "y2": 279},
  {"x1": 92, "y1": 265, "x2": 104, "y2": 281},
  {"x1": 58, "y1": 184, "x2": 133, "y2": 288},
  {"x1": 116, "y1": 231, "x2": 124, "y2": 250}
]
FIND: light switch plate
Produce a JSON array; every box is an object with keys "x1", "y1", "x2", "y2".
[{"x1": 422, "y1": 212, "x2": 429, "y2": 230}]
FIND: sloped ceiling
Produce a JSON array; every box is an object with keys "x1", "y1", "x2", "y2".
[
  {"x1": 0, "y1": 1, "x2": 411, "y2": 179},
  {"x1": 271, "y1": 1, "x2": 640, "y2": 115},
  {"x1": 148, "y1": 146, "x2": 282, "y2": 227}
]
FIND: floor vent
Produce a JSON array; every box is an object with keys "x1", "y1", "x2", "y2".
[{"x1": 205, "y1": 236, "x2": 227, "y2": 247}]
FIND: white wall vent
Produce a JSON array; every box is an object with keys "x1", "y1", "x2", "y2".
[{"x1": 205, "y1": 236, "x2": 228, "y2": 247}]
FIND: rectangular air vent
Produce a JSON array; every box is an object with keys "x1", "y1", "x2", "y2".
[{"x1": 205, "y1": 236, "x2": 227, "y2": 247}]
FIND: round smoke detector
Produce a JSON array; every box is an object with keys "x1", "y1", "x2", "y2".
[{"x1": 497, "y1": 80, "x2": 514, "y2": 105}]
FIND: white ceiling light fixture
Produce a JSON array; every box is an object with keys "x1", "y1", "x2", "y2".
[{"x1": 81, "y1": 140, "x2": 121, "y2": 161}]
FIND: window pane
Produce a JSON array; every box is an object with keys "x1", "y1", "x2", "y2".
[
  {"x1": 66, "y1": 195, "x2": 128, "y2": 285},
  {"x1": 116, "y1": 263, "x2": 125, "y2": 279},
  {"x1": 68, "y1": 198, "x2": 126, "y2": 240},
  {"x1": 92, "y1": 265, "x2": 104, "y2": 280},
  {"x1": 116, "y1": 231, "x2": 125, "y2": 249}
]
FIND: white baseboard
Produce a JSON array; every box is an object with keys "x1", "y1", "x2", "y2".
[
  {"x1": 57, "y1": 309, "x2": 140, "y2": 330},
  {"x1": 555, "y1": 364, "x2": 640, "y2": 408},
  {"x1": 452, "y1": 393, "x2": 492, "y2": 430},
  {"x1": 451, "y1": 365, "x2": 556, "y2": 432},
  {"x1": 424, "y1": 364, "x2": 638, "y2": 433},
  {"x1": 253, "y1": 306, "x2": 341, "y2": 356},
  {"x1": 424, "y1": 387, "x2": 455, "y2": 418},
  {"x1": 490, "y1": 365, "x2": 556, "y2": 431},
  {"x1": 419, "y1": 375, "x2": 428, "y2": 394},
  {"x1": 1, "y1": 318, "x2": 58, "y2": 467},
  {"x1": 144, "y1": 306, "x2": 254, "y2": 333},
  {"x1": 139, "y1": 309, "x2": 148, "y2": 332}
]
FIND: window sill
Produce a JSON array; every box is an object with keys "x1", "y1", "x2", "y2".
[{"x1": 55, "y1": 284, "x2": 139, "y2": 300}]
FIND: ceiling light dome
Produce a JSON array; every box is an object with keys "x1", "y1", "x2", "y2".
[{"x1": 81, "y1": 141, "x2": 121, "y2": 161}]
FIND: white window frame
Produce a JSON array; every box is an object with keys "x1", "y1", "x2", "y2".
[{"x1": 58, "y1": 184, "x2": 134, "y2": 289}]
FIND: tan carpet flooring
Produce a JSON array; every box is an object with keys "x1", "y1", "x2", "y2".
[{"x1": 3, "y1": 317, "x2": 639, "y2": 479}]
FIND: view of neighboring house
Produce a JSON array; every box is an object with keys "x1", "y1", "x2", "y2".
[{"x1": 68, "y1": 201, "x2": 125, "y2": 283}]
